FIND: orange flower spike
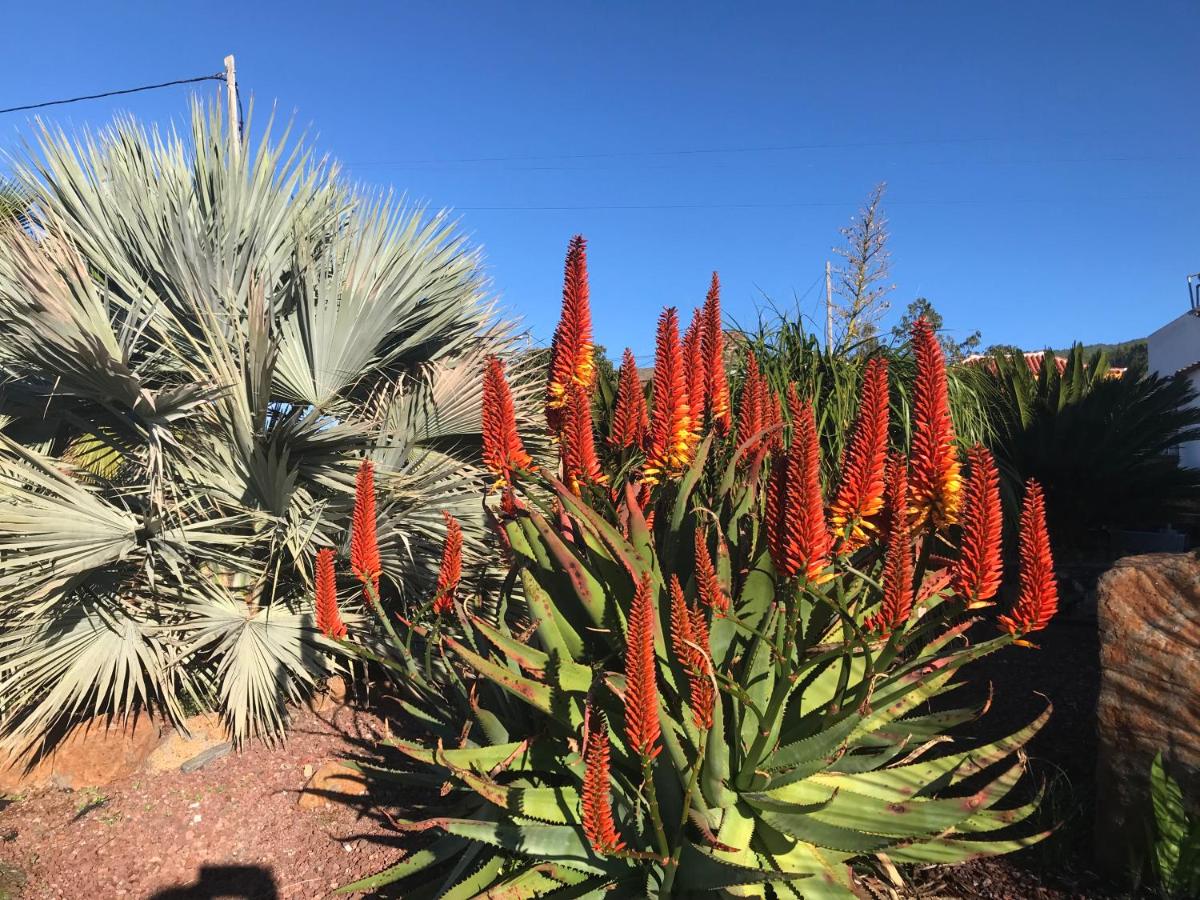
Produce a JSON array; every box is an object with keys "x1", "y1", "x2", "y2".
[
  {"x1": 350, "y1": 459, "x2": 382, "y2": 601},
  {"x1": 610, "y1": 348, "x2": 649, "y2": 450},
  {"x1": 687, "y1": 604, "x2": 715, "y2": 730},
  {"x1": 668, "y1": 575, "x2": 694, "y2": 665},
  {"x1": 314, "y1": 548, "x2": 347, "y2": 639},
  {"x1": 623, "y1": 575, "x2": 662, "y2": 760},
  {"x1": 580, "y1": 708, "x2": 625, "y2": 854},
  {"x1": 867, "y1": 455, "x2": 915, "y2": 635},
  {"x1": 694, "y1": 529, "x2": 729, "y2": 616},
  {"x1": 482, "y1": 356, "x2": 533, "y2": 487},
  {"x1": 765, "y1": 386, "x2": 832, "y2": 582},
  {"x1": 999, "y1": 480, "x2": 1059, "y2": 641},
  {"x1": 908, "y1": 317, "x2": 962, "y2": 530},
  {"x1": 546, "y1": 235, "x2": 594, "y2": 433},
  {"x1": 952, "y1": 445, "x2": 1003, "y2": 607},
  {"x1": 644, "y1": 308, "x2": 695, "y2": 485},
  {"x1": 830, "y1": 357, "x2": 890, "y2": 550},
  {"x1": 432, "y1": 511, "x2": 463, "y2": 616},
  {"x1": 761, "y1": 383, "x2": 784, "y2": 453},
  {"x1": 702, "y1": 272, "x2": 732, "y2": 435},
  {"x1": 683, "y1": 307, "x2": 707, "y2": 434},
  {"x1": 735, "y1": 351, "x2": 764, "y2": 449},
  {"x1": 562, "y1": 384, "x2": 605, "y2": 495}
]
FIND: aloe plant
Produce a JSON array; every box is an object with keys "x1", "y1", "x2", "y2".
[
  {"x1": 0, "y1": 102, "x2": 532, "y2": 747},
  {"x1": 319, "y1": 245, "x2": 1060, "y2": 897}
]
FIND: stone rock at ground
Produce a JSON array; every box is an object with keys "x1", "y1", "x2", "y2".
[
  {"x1": 1095, "y1": 552, "x2": 1200, "y2": 879},
  {"x1": 1, "y1": 713, "x2": 160, "y2": 793},
  {"x1": 180, "y1": 742, "x2": 233, "y2": 774},
  {"x1": 297, "y1": 761, "x2": 368, "y2": 810},
  {"x1": 145, "y1": 713, "x2": 227, "y2": 774},
  {"x1": 308, "y1": 675, "x2": 351, "y2": 715}
]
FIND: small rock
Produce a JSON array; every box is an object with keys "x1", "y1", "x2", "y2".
[
  {"x1": 302, "y1": 763, "x2": 314, "y2": 779},
  {"x1": 180, "y1": 742, "x2": 232, "y2": 774},
  {"x1": 297, "y1": 761, "x2": 368, "y2": 810}
]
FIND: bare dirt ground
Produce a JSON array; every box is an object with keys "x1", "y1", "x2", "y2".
[
  {"x1": 0, "y1": 599, "x2": 1138, "y2": 899},
  {"x1": 0, "y1": 702, "x2": 404, "y2": 899}
]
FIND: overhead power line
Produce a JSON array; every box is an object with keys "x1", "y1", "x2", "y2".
[{"x1": 0, "y1": 73, "x2": 226, "y2": 116}]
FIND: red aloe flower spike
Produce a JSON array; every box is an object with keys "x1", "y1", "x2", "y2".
[
  {"x1": 761, "y1": 382, "x2": 784, "y2": 453},
  {"x1": 908, "y1": 317, "x2": 962, "y2": 530},
  {"x1": 350, "y1": 459, "x2": 381, "y2": 602},
  {"x1": 702, "y1": 273, "x2": 732, "y2": 435},
  {"x1": 580, "y1": 708, "x2": 625, "y2": 854},
  {"x1": 546, "y1": 235, "x2": 594, "y2": 433},
  {"x1": 735, "y1": 351, "x2": 764, "y2": 450},
  {"x1": 687, "y1": 602, "x2": 715, "y2": 729},
  {"x1": 644, "y1": 308, "x2": 695, "y2": 485},
  {"x1": 866, "y1": 455, "x2": 914, "y2": 635},
  {"x1": 952, "y1": 445, "x2": 1003, "y2": 607},
  {"x1": 610, "y1": 348, "x2": 649, "y2": 450},
  {"x1": 668, "y1": 575, "x2": 694, "y2": 666},
  {"x1": 998, "y1": 480, "x2": 1059, "y2": 641},
  {"x1": 623, "y1": 575, "x2": 662, "y2": 759},
  {"x1": 830, "y1": 357, "x2": 890, "y2": 551},
  {"x1": 694, "y1": 529, "x2": 729, "y2": 616},
  {"x1": 765, "y1": 386, "x2": 832, "y2": 582},
  {"x1": 562, "y1": 384, "x2": 605, "y2": 495},
  {"x1": 314, "y1": 548, "x2": 347, "y2": 639},
  {"x1": 683, "y1": 307, "x2": 707, "y2": 434},
  {"x1": 432, "y1": 511, "x2": 463, "y2": 616},
  {"x1": 482, "y1": 356, "x2": 533, "y2": 487}
]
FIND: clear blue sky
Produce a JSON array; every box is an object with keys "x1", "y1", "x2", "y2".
[{"x1": 4, "y1": 2, "x2": 1198, "y2": 361}]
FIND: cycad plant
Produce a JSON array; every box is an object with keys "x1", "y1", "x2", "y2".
[
  {"x1": 321, "y1": 240, "x2": 1060, "y2": 898},
  {"x1": 0, "y1": 102, "x2": 524, "y2": 747},
  {"x1": 983, "y1": 345, "x2": 1200, "y2": 547}
]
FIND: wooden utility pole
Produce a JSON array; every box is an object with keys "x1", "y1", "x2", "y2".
[
  {"x1": 825, "y1": 260, "x2": 834, "y2": 353},
  {"x1": 223, "y1": 54, "x2": 240, "y2": 158}
]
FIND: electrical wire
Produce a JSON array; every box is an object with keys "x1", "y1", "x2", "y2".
[{"x1": 0, "y1": 73, "x2": 226, "y2": 116}]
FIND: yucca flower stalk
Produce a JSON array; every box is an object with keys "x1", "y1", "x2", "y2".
[
  {"x1": 432, "y1": 511, "x2": 463, "y2": 616},
  {"x1": 610, "y1": 347, "x2": 650, "y2": 450},
  {"x1": 314, "y1": 548, "x2": 347, "y2": 639},
  {"x1": 546, "y1": 235, "x2": 595, "y2": 433},
  {"x1": 952, "y1": 445, "x2": 1004, "y2": 607},
  {"x1": 830, "y1": 357, "x2": 890, "y2": 550},
  {"x1": 999, "y1": 480, "x2": 1059, "y2": 643},
  {"x1": 909, "y1": 317, "x2": 962, "y2": 529},
  {"x1": 644, "y1": 308, "x2": 695, "y2": 485}
]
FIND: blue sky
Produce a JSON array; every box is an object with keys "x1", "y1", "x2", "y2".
[{"x1": 4, "y1": 2, "x2": 1198, "y2": 361}]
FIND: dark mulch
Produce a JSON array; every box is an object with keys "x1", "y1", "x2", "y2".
[{"x1": 909, "y1": 596, "x2": 1136, "y2": 900}]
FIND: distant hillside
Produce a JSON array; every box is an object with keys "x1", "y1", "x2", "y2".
[{"x1": 1054, "y1": 338, "x2": 1147, "y2": 371}]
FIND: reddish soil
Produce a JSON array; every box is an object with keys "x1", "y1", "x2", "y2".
[
  {"x1": 0, "y1": 586, "x2": 1143, "y2": 899},
  {"x1": 0, "y1": 703, "x2": 404, "y2": 899}
]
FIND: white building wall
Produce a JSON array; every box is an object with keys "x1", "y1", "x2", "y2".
[{"x1": 1149, "y1": 312, "x2": 1200, "y2": 468}]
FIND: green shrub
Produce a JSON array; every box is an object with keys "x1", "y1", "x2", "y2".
[
  {"x1": 324, "y1": 254, "x2": 1059, "y2": 897},
  {"x1": 0, "y1": 102, "x2": 527, "y2": 747}
]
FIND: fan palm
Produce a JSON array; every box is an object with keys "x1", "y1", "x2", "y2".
[{"x1": 0, "y1": 102, "x2": 528, "y2": 747}]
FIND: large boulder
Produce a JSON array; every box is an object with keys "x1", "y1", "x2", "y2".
[
  {"x1": 1095, "y1": 553, "x2": 1200, "y2": 878},
  {"x1": 0, "y1": 713, "x2": 160, "y2": 794}
]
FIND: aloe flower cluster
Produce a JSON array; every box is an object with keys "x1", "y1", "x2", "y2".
[{"x1": 320, "y1": 238, "x2": 1060, "y2": 898}]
